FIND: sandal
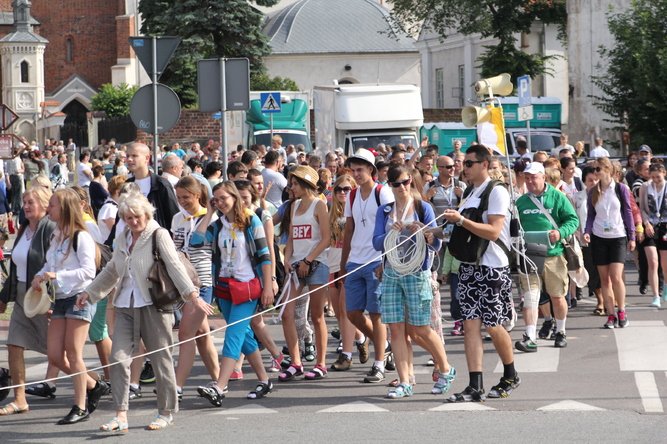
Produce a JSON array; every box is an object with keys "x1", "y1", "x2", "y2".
[
  {"x1": 197, "y1": 382, "x2": 225, "y2": 407},
  {"x1": 386, "y1": 383, "x2": 413, "y2": 399},
  {"x1": 388, "y1": 375, "x2": 416, "y2": 388},
  {"x1": 146, "y1": 414, "x2": 173, "y2": 431},
  {"x1": 99, "y1": 417, "x2": 128, "y2": 433},
  {"x1": 303, "y1": 342, "x2": 315, "y2": 362},
  {"x1": 593, "y1": 307, "x2": 606, "y2": 316},
  {"x1": 0, "y1": 402, "x2": 29, "y2": 416},
  {"x1": 304, "y1": 364, "x2": 327, "y2": 380},
  {"x1": 247, "y1": 381, "x2": 273, "y2": 399},
  {"x1": 447, "y1": 385, "x2": 486, "y2": 403},
  {"x1": 278, "y1": 364, "x2": 303, "y2": 382},
  {"x1": 431, "y1": 367, "x2": 456, "y2": 395}
]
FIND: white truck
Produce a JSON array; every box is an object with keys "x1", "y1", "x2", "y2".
[{"x1": 313, "y1": 83, "x2": 423, "y2": 157}]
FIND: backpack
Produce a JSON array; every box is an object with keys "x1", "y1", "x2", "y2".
[
  {"x1": 73, "y1": 230, "x2": 113, "y2": 275},
  {"x1": 349, "y1": 184, "x2": 382, "y2": 210},
  {"x1": 382, "y1": 199, "x2": 427, "y2": 222},
  {"x1": 50, "y1": 164, "x2": 65, "y2": 190},
  {"x1": 448, "y1": 180, "x2": 510, "y2": 264}
]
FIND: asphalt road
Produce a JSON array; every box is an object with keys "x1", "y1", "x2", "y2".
[{"x1": 1, "y1": 266, "x2": 666, "y2": 443}]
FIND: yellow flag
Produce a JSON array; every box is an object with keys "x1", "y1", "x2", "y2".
[{"x1": 476, "y1": 106, "x2": 506, "y2": 156}]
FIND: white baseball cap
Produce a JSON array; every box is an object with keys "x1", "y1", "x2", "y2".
[{"x1": 523, "y1": 162, "x2": 545, "y2": 175}]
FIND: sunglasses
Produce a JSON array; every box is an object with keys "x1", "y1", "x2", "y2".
[
  {"x1": 390, "y1": 178, "x2": 412, "y2": 188},
  {"x1": 334, "y1": 186, "x2": 352, "y2": 193},
  {"x1": 463, "y1": 160, "x2": 483, "y2": 168},
  {"x1": 437, "y1": 165, "x2": 455, "y2": 169}
]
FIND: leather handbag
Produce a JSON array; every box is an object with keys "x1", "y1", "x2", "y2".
[{"x1": 147, "y1": 228, "x2": 200, "y2": 311}]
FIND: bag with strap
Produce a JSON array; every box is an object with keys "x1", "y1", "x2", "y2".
[
  {"x1": 448, "y1": 180, "x2": 510, "y2": 264},
  {"x1": 73, "y1": 230, "x2": 112, "y2": 275},
  {"x1": 147, "y1": 228, "x2": 201, "y2": 312},
  {"x1": 527, "y1": 194, "x2": 583, "y2": 271}
]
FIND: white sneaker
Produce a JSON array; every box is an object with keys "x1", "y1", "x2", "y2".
[{"x1": 650, "y1": 297, "x2": 661, "y2": 308}]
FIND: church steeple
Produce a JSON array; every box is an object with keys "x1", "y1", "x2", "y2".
[{"x1": 13, "y1": 0, "x2": 33, "y2": 33}]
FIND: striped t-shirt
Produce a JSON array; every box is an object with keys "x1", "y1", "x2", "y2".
[{"x1": 171, "y1": 209, "x2": 217, "y2": 288}]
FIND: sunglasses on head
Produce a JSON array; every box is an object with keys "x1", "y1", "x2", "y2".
[
  {"x1": 334, "y1": 186, "x2": 352, "y2": 193},
  {"x1": 390, "y1": 178, "x2": 412, "y2": 188},
  {"x1": 463, "y1": 160, "x2": 483, "y2": 168}
]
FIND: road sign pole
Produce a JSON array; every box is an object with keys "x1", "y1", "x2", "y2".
[
  {"x1": 152, "y1": 36, "x2": 159, "y2": 173},
  {"x1": 270, "y1": 113, "x2": 274, "y2": 142},
  {"x1": 527, "y1": 120, "x2": 532, "y2": 153},
  {"x1": 219, "y1": 58, "x2": 228, "y2": 180}
]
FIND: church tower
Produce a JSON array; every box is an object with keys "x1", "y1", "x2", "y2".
[{"x1": 0, "y1": 0, "x2": 47, "y2": 142}]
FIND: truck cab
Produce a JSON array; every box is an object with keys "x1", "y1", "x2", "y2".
[{"x1": 245, "y1": 92, "x2": 311, "y2": 150}]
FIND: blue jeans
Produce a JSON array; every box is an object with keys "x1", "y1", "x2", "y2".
[
  {"x1": 344, "y1": 261, "x2": 382, "y2": 314},
  {"x1": 215, "y1": 297, "x2": 259, "y2": 360}
]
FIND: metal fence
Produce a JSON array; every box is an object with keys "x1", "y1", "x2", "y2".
[{"x1": 98, "y1": 115, "x2": 137, "y2": 145}]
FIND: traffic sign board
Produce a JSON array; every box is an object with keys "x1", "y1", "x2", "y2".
[
  {"x1": 129, "y1": 83, "x2": 181, "y2": 134},
  {"x1": 260, "y1": 92, "x2": 281, "y2": 113},
  {"x1": 197, "y1": 58, "x2": 250, "y2": 112},
  {"x1": 518, "y1": 75, "x2": 531, "y2": 108},
  {"x1": 0, "y1": 104, "x2": 19, "y2": 131},
  {"x1": 129, "y1": 36, "x2": 181, "y2": 78},
  {"x1": 518, "y1": 105, "x2": 534, "y2": 122}
]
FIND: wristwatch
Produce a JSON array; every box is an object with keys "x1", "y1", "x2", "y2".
[{"x1": 456, "y1": 215, "x2": 465, "y2": 227}]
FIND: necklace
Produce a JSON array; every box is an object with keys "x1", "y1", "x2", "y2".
[
  {"x1": 359, "y1": 187, "x2": 373, "y2": 226},
  {"x1": 24, "y1": 226, "x2": 34, "y2": 241}
]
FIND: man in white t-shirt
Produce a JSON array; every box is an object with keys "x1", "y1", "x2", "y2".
[
  {"x1": 443, "y1": 144, "x2": 519, "y2": 403},
  {"x1": 76, "y1": 151, "x2": 93, "y2": 188},
  {"x1": 550, "y1": 134, "x2": 575, "y2": 157},
  {"x1": 589, "y1": 137, "x2": 610, "y2": 159},
  {"x1": 340, "y1": 148, "x2": 394, "y2": 383},
  {"x1": 262, "y1": 150, "x2": 288, "y2": 207}
]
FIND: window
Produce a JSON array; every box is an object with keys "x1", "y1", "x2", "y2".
[
  {"x1": 20, "y1": 61, "x2": 28, "y2": 83},
  {"x1": 458, "y1": 65, "x2": 465, "y2": 107},
  {"x1": 435, "y1": 68, "x2": 444, "y2": 108},
  {"x1": 66, "y1": 38, "x2": 73, "y2": 63}
]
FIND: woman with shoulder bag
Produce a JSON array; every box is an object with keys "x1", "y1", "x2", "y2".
[
  {"x1": 77, "y1": 191, "x2": 204, "y2": 432},
  {"x1": 584, "y1": 157, "x2": 636, "y2": 329},
  {"x1": 278, "y1": 166, "x2": 331, "y2": 382},
  {"x1": 192, "y1": 181, "x2": 274, "y2": 406},
  {"x1": 638, "y1": 163, "x2": 667, "y2": 308}
]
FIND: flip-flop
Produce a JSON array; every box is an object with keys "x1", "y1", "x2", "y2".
[{"x1": 0, "y1": 402, "x2": 29, "y2": 416}]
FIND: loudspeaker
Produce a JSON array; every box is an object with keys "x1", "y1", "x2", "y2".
[
  {"x1": 474, "y1": 73, "x2": 513, "y2": 97},
  {"x1": 461, "y1": 105, "x2": 491, "y2": 127}
]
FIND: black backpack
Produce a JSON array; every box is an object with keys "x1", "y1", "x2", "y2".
[
  {"x1": 73, "y1": 230, "x2": 113, "y2": 275},
  {"x1": 448, "y1": 180, "x2": 510, "y2": 264}
]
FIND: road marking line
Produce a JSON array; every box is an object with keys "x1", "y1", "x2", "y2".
[
  {"x1": 429, "y1": 403, "x2": 495, "y2": 411},
  {"x1": 213, "y1": 404, "x2": 278, "y2": 415},
  {"x1": 615, "y1": 321, "x2": 667, "y2": 371},
  {"x1": 318, "y1": 401, "x2": 389, "y2": 413},
  {"x1": 537, "y1": 400, "x2": 605, "y2": 411},
  {"x1": 634, "y1": 372, "x2": 664, "y2": 413}
]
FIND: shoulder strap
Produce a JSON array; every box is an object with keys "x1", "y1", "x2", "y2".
[
  {"x1": 72, "y1": 230, "x2": 80, "y2": 253},
  {"x1": 528, "y1": 193, "x2": 559, "y2": 231},
  {"x1": 462, "y1": 183, "x2": 475, "y2": 200},
  {"x1": 615, "y1": 182, "x2": 627, "y2": 213},
  {"x1": 349, "y1": 188, "x2": 357, "y2": 209},
  {"x1": 478, "y1": 180, "x2": 503, "y2": 211},
  {"x1": 374, "y1": 184, "x2": 382, "y2": 206},
  {"x1": 152, "y1": 228, "x2": 160, "y2": 259},
  {"x1": 416, "y1": 199, "x2": 426, "y2": 222}
]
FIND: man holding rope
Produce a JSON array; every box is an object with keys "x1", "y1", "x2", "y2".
[{"x1": 442, "y1": 144, "x2": 519, "y2": 402}]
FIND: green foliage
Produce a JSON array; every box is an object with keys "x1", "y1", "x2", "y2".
[
  {"x1": 250, "y1": 72, "x2": 299, "y2": 91},
  {"x1": 389, "y1": 0, "x2": 567, "y2": 83},
  {"x1": 90, "y1": 83, "x2": 138, "y2": 117},
  {"x1": 139, "y1": 0, "x2": 282, "y2": 107},
  {"x1": 592, "y1": 0, "x2": 667, "y2": 149}
]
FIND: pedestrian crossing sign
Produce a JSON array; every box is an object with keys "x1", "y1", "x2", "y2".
[{"x1": 260, "y1": 92, "x2": 281, "y2": 113}]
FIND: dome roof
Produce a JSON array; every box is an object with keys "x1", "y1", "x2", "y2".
[{"x1": 264, "y1": 0, "x2": 416, "y2": 54}]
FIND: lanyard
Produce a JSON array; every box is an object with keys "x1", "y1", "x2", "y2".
[
  {"x1": 654, "y1": 183, "x2": 667, "y2": 219},
  {"x1": 393, "y1": 198, "x2": 414, "y2": 223}
]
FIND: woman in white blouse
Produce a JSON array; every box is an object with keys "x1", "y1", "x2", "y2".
[{"x1": 31, "y1": 188, "x2": 106, "y2": 425}]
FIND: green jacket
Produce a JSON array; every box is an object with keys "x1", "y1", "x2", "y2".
[{"x1": 516, "y1": 184, "x2": 579, "y2": 256}]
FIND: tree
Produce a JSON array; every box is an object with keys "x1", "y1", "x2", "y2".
[
  {"x1": 592, "y1": 0, "x2": 667, "y2": 149},
  {"x1": 139, "y1": 0, "x2": 282, "y2": 107},
  {"x1": 250, "y1": 72, "x2": 299, "y2": 91},
  {"x1": 389, "y1": 0, "x2": 567, "y2": 83},
  {"x1": 90, "y1": 83, "x2": 138, "y2": 117}
]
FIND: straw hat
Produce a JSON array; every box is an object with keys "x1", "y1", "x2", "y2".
[
  {"x1": 568, "y1": 267, "x2": 589, "y2": 289},
  {"x1": 289, "y1": 165, "x2": 319, "y2": 189},
  {"x1": 23, "y1": 281, "x2": 52, "y2": 318}
]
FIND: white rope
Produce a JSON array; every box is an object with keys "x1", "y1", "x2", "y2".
[{"x1": 384, "y1": 227, "x2": 427, "y2": 275}]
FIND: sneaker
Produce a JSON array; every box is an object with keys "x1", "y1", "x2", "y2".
[
  {"x1": 426, "y1": 358, "x2": 435, "y2": 367},
  {"x1": 25, "y1": 382, "x2": 57, "y2": 399},
  {"x1": 640, "y1": 284, "x2": 648, "y2": 295},
  {"x1": 336, "y1": 341, "x2": 343, "y2": 353},
  {"x1": 128, "y1": 385, "x2": 142, "y2": 400},
  {"x1": 268, "y1": 355, "x2": 284, "y2": 373},
  {"x1": 651, "y1": 297, "x2": 661, "y2": 308},
  {"x1": 356, "y1": 337, "x2": 370, "y2": 364},
  {"x1": 384, "y1": 345, "x2": 396, "y2": 371},
  {"x1": 538, "y1": 319, "x2": 554, "y2": 339},
  {"x1": 86, "y1": 380, "x2": 109, "y2": 414},
  {"x1": 487, "y1": 374, "x2": 521, "y2": 399},
  {"x1": 331, "y1": 328, "x2": 341, "y2": 340},
  {"x1": 447, "y1": 385, "x2": 486, "y2": 403},
  {"x1": 330, "y1": 353, "x2": 352, "y2": 371},
  {"x1": 386, "y1": 383, "x2": 413, "y2": 399},
  {"x1": 229, "y1": 369, "x2": 244, "y2": 381},
  {"x1": 363, "y1": 365, "x2": 385, "y2": 383},
  {"x1": 617, "y1": 311, "x2": 629, "y2": 328},
  {"x1": 515, "y1": 334, "x2": 538, "y2": 353},
  {"x1": 282, "y1": 345, "x2": 290, "y2": 356},
  {"x1": 197, "y1": 382, "x2": 225, "y2": 407},
  {"x1": 451, "y1": 321, "x2": 463, "y2": 336},
  {"x1": 0, "y1": 368, "x2": 9, "y2": 403},
  {"x1": 431, "y1": 367, "x2": 456, "y2": 395},
  {"x1": 140, "y1": 361, "x2": 156, "y2": 384},
  {"x1": 603, "y1": 315, "x2": 617, "y2": 329},
  {"x1": 554, "y1": 331, "x2": 567, "y2": 348},
  {"x1": 303, "y1": 342, "x2": 316, "y2": 362}
]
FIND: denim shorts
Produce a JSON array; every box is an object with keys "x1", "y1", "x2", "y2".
[
  {"x1": 51, "y1": 295, "x2": 96, "y2": 323},
  {"x1": 344, "y1": 261, "x2": 382, "y2": 314},
  {"x1": 199, "y1": 286, "x2": 213, "y2": 304},
  {"x1": 296, "y1": 261, "x2": 330, "y2": 286}
]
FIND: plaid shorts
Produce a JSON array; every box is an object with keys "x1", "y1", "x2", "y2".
[{"x1": 380, "y1": 269, "x2": 433, "y2": 326}]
